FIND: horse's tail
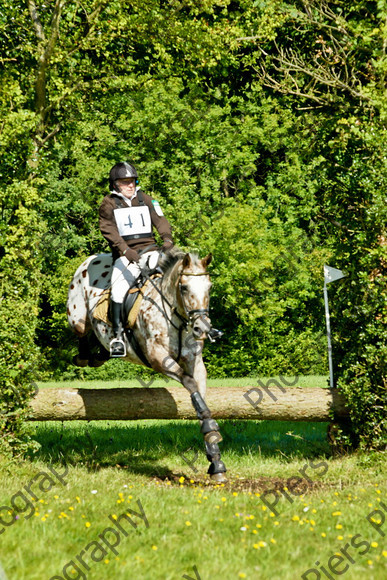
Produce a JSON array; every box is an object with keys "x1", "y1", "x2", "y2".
[{"x1": 66, "y1": 256, "x2": 95, "y2": 337}]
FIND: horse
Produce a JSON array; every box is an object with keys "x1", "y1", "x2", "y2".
[{"x1": 66, "y1": 248, "x2": 227, "y2": 482}]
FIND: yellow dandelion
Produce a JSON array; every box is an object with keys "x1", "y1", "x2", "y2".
[
  {"x1": 69, "y1": 507, "x2": 74, "y2": 511},
  {"x1": 274, "y1": 522, "x2": 279, "y2": 526},
  {"x1": 371, "y1": 542, "x2": 378, "y2": 548},
  {"x1": 310, "y1": 520, "x2": 316, "y2": 526},
  {"x1": 152, "y1": 545, "x2": 158, "y2": 550},
  {"x1": 76, "y1": 496, "x2": 81, "y2": 503},
  {"x1": 376, "y1": 489, "x2": 381, "y2": 494},
  {"x1": 253, "y1": 530, "x2": 258, "y2": 534},
  {"x1": 233, "y1": 492, "x2": 238, "y2": 497},
  {"x1": 321, "y1": 533, "x2": 326, "y2": 538},
  {"x1": 336, "y1": 524, "x2": 343, "y2": 529},
  {"x1": 185, "y1": 521, "x2": 192, "y2": 526},
  {"x1": 337, "y1": 536, "x2": 343, "y2": 540},
  {"x1": 104, "y1": 559, "x2": 109, "y2": 564},
  {"x1": 111, "y1": 514, "x2": 117, "y2": 520},
  {"x1": 256, "y1": 524, "x2": 262, "y2": 528},
  {"x1": 292, "y1": 515, "x2": 300, "y2": 521},
  {"x1": 221, "y1": 497, "x2": 226, "y2": 502},
  {"x1": 367, "y1": 560, "x2": 373, "y2": 566},
  {"x1": 238, "y1": 574, "x2": 247, "y2": 578},
  {"x1": 179, "y1": 476, "x2": 185, "y2": 483},
  {"x1": 270, "y1": 538, "x2": 276, "y2": 544},
  {"x1": 259, "y1": 541, "x2": 267, "y2": 547},
  {"x1": 54, "y1": 495, "x2": 59, "y2": 499},
  {"x1": 332, "y1": 511, "x2": 342, "y2": 516},
  {"x1": 382, "y1": 551, "x2": 387, "y2": 558},
  {"x1": 85, "y1": 522, "x2": 91, "y2": 528}
]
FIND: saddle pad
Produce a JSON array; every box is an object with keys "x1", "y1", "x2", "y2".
[
  {"x1": 92, "y1": 275, "x2": 161, "y2": 328},
  {"x1": 93, "y1": 289, "x2": 111, "y2": 325}
]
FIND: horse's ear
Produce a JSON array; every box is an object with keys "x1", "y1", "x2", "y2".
[
  {"x1": 201, "y1": 253, "x2": 212, "y2": 268},
  {"x1": 183, "y1": 253, "x2": 191, "y2": 268}
]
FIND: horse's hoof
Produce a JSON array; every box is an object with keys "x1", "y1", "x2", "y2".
[
  {"x1": 72, "y1": 355, "x2": 89, "y2": 367},
  {"x1": 88, "y1": 357, "x2": 106, "y2": 368},
  {"x1": 210, "y1": 472, "x2": 228, "y2": 483}
]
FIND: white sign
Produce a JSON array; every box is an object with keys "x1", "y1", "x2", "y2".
[{"x1": 114, "y1": 206, "x2": 152, "y2": 237}]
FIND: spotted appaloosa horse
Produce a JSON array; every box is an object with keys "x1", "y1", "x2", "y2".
[{"x1": 67, "y1": 248, "x2": 227, "y2": 482}]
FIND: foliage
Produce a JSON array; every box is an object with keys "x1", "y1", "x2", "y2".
[
  {"x1": 0, "y1": 0, "x2": 385, "y2": 452},
  {"x1": 0, "y1": 183, "x2": 45, "y2": 457}
]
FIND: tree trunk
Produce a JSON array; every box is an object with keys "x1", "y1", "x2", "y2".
[{"x1": 29, "y1": 386, "x2": 349, "y2": 422}]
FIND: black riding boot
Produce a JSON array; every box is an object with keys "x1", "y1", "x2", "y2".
[{"x1": 110, "y1": 301, "x2": 126, "y2": 357}]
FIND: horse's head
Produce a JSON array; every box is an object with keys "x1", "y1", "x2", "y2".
[{"x1": 178, "y1": 252, "x2": 213, "y2": 340}]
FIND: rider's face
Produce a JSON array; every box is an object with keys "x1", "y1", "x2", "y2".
[{"x1": 116, "y1": 178, "x2": 136, "y2": 198}]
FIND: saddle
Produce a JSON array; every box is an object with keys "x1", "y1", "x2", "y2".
[{"x1": 93, "y1": 272, "x2": 162, "y2": 329}]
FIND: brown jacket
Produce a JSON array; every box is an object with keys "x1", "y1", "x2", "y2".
[{"x1": 99, "y1": 190, "x2": 173, "y2": 262}]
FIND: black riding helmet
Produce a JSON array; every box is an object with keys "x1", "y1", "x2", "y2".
[{"x1": 109, "y1": 162, "x2": 138, "y2": 191}]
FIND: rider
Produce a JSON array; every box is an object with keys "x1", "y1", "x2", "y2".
[{"x1": 99, "y1": 162, "x2": 174, "y2": 357}]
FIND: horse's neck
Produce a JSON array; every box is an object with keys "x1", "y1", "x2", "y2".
[{"x1": 160, "y1": 259, "x2": 181, "y2": 308}]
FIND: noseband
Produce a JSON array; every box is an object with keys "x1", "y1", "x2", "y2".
[{"x1": 179, "y1": 270, "x2": 210, "y2": 325}]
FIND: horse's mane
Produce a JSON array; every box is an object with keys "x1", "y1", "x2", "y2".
[{"x1": 158, "y1": 247, "x2": 200, "y2": 276}]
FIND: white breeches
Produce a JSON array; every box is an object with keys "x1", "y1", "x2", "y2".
[{"x1": 111, "y1": 250, "x2": 159, "y2": 303}]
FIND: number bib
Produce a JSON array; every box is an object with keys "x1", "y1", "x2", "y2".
[{"x1": 113, "y1": 206, "x2": 152, "y2": 239}]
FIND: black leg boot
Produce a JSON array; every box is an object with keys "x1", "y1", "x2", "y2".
[{"x1": 110, "y1": 301, "x2": 126, "y2": 357}]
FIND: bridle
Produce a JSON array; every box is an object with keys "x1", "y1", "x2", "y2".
[{"x1": 178, "y1": 270, "x2": 211, "y2": 327}]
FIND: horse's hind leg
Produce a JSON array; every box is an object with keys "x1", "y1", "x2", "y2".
[
  {"x1": 73, "y1": 335, "x2": 90, "y2": 367},
  {"x1": 153, "y1": 353, "x2": 227, "y2": 482}
]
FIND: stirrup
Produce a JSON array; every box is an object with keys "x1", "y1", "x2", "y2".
[{"x1": 110, "y1": 338, "x2": 126, "y2": 357}]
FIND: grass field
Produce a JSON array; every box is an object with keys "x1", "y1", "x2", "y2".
[{"x1": 0, "y1": 377, "x2": 386, "y2": 580}]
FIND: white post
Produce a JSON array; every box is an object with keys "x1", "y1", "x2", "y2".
[
  {"x1": 323, "y1": 265, "x2": 346, "y2": 390},
  {"x1": 324, "y1": 281, "x2": 334, "y2": 389}
]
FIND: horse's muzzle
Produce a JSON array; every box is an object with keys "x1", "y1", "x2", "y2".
[{"x1": 192, "y1": 314, "x2": 212, "y2": 340}]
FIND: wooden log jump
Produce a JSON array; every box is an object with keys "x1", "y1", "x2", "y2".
[{"x1": 29, "y1": 386, "x2": 349, "y2": 422}]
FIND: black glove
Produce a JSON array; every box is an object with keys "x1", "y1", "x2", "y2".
[
  {"x1": 123, "y1": 248, "x2": 140, "y2": 262},
  {"x1": 161, "y1": 238, "x2": 174, "y2": 252}
]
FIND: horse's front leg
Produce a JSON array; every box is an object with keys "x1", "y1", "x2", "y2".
[{"x1": 150, "y1": 344, "x2": 227, "y2": 482}]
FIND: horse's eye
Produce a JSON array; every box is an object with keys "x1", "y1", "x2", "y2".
[{"x1": 180, "y1": 284, "x2": 188, "y2": 293}]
